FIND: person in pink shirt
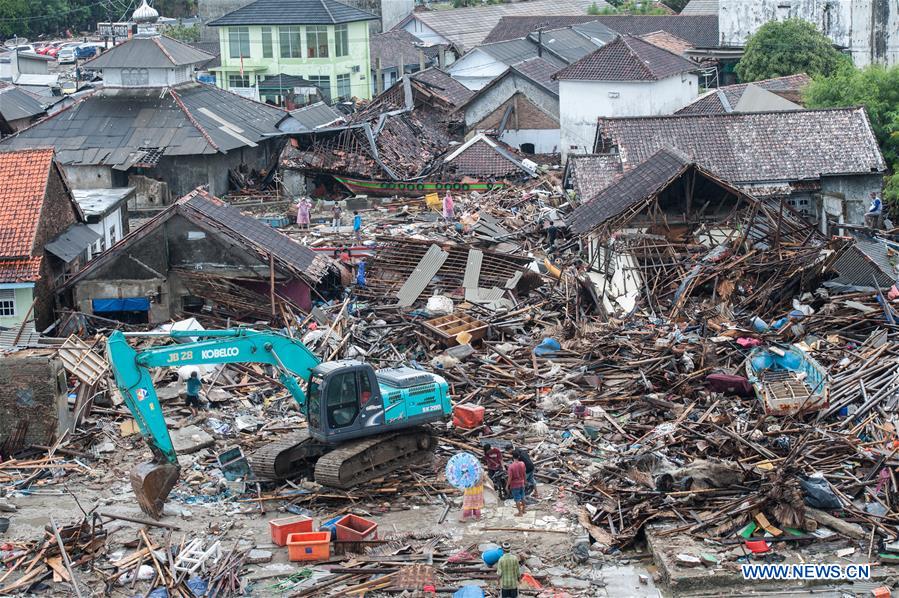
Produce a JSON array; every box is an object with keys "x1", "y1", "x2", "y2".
[
  {"x1": 442, "y1": 191, "x2": 455, "y2": 223},
  {"x1": 296, "y1": 198, "x2": 311, "y2": 229}
]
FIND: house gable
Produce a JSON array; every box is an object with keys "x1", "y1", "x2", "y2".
[{"x1": 473, "y1": 92, "x2": 559, "y2": 132}]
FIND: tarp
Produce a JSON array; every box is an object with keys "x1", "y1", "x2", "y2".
[{"x1": 92, "y1": 297, "x2": 149, "y2": 312}]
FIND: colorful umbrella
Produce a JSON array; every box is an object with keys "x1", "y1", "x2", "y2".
[{"x1": 445, "y1": 452, "x2": 482, "y2": 489}]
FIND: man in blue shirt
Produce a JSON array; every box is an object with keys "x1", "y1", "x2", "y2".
[
  {"x1": 353, "y1": 211, "x2": 362, "y2": 242},
  {"x1": 185, "y1": 371, "x2": 202, "y2": 416},
  {"x1": 866, "y1": 191, "x2": 883, "y2": 230}
]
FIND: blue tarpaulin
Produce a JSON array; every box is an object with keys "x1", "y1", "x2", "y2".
[{"x1": 92, "y1": 297, "x2": 150, "y2": 312}]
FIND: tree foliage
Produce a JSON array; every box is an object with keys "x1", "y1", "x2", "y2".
[
  {"x1": 589, "y1": 1, "x2": 668, "y2": 15},
  {"x1": 165, "y1": 23, "x2": 199, "y2": 42},
  {"x1": 805, "y1": 65, "x2": 899, "y2": 203},
  {"x1": 735, "y1": 19, "x2": 850, "y2": 82}
]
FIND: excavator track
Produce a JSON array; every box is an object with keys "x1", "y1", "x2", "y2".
[
  {"x1": 248, "y1": 431, "x2": 327, "y2": 481},
  {"x1": 313, "y1": 429, "x2": 435, "y2": 489}
]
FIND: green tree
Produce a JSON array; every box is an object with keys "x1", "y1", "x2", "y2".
[
  {"x1": 735, "y1": 19, "x2": 850, "y2": 82},
  {"x1": 165, "y1": 23, "x2": 199, "y2": 42},
  {"x1": 589, "y1": 1, "x2": 668, "y2": 15},
  {"x1": 805, "y1": 65, "x2": 899, "y2": 204}
]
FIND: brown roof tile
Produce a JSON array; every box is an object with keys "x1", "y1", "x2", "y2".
[
  {"x1": 0, "y1": 148, "x2": 55, "y2": 260},
  {"x1": 554, "y1": 35, "x2": 695, "y2": 81},
  {"x1": 677, "y1": 74, "x2": 812, "y2": 114},
  {"x1": 0, "y1": 256, "x2": 42, "y2": 283}
]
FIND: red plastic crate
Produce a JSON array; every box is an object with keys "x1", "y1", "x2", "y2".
[
  {"x1": 452, "y1": 404, "x2": 485, "y2": 429},
  {"x1": 270, "y1": 515, "x2": 313, "y2": 546},
  {"x1": 286, "y1": 531, "x2": 331, "y2": 562},
  {"x1": 334, "y1": 514, "x2": 378, "y2": 541}
]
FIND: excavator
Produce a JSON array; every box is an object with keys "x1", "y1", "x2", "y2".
[{"x1": 106, "y1": 328, "x2": 452, "y2": 519}]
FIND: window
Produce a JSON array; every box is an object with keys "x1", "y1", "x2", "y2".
[
  {"x1": 326, "y1": 371, "x2": 358, "y2": 428},
  {"x1": 334, "y1": 24, "x2": 348, "y2": 57},
  {"x1": 520, "y1": 143, "x2": 535, "y2": 155},
  {"x1": 0, "y1": 289, "x2": 15, "y2": 317},
  {"x1": 359, "y1": 371, "x2": 373, "y2": 404},
  {"x1": 335, "y1": 73, "x2": 351, "y2": 100},
  {"x1": 279, "y1": 26, "x2": 302, "y2": 58},
  {"x1": 261, "y1": 26, "x2": 273, "y2": 58},
  {"x1": 229, "y1": 26, "x2": 250, "y2": 59},
  {"x1": 109, "y1": 225, "x2": 116, "y2": 245},
  {"x1": 308, "y1": 75, "x2": 331, "y2": 101},
  {"x1": 307, "y1": 374, "x2": 322, "y2": 430},
  {"x1": 307, "y1": 25, "x2": 329, "y2": 58},
  {"x1": 228, "y1": 74, "x2": 250, "y2": 87},
  {"x1": 122, "y1": 68, "x2": 149, "y2": 86}
]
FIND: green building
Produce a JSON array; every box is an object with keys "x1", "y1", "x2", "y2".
[{"x1": 208, "y1": 0, "x2": 377, "y2": 103}]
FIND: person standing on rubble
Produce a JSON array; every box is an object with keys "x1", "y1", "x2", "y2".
[
  {"x1": 506, "y1": 453, "x2": 527, "y2": 516},
  {"x1": 513, "y1": 448, "x2": 539, "y2": 499},
  {"x1": 496, "y1": 542, "x2": 520, "y2": 597},
  {"x1": 866, "y1": 191, "x2": 883, "y2": 229},
  {"x1": 460, "y1": 468, "x2": 485, "y2": 522},
  {"x1": 483, "y1": 443, "x2": 506, "y2": 498},
  {"x1": 185, "y1": 371, "x2": 202, "y2": 417},
  {"x1": 353, "y1": 210, "x2": 362, "y2": 242},
  {"x1": 443, "y1": 190, "x2": 455, "y2": 224},
  {"x1": 331, "y1": 202, "x2": 343, "y2": 233},
  {"x1": 297, "y1": 197, "x2": 311, "y2": 230}
]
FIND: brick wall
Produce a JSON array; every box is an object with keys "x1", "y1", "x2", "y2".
[
  {"x1": 0, "y1": 355, "x2": 70, "y2": 452},
  {"x1": 474, "y1": 93, "x2": 559, "y2": 132}
]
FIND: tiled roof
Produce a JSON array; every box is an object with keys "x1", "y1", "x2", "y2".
[
  {"x1": 209, "y1": 0, "x2": 377, "y2": 26},
  {"x1": 400, "y1": 0, "x2": 604, "y2": 51},
  {"x1": 593, "y1": 107, "x2": 886, "y2": 184},
  {"x1": 478, "y1": 38, "x2": 567, "y2": 70},
  {"x1": 0, "y1": 148, "x2": 55, "y2": 259},
  {"x1": 680, "y1": 0, "x2": 718, "y2": 15},
  {"x1": 512, "y1": 57, "x2": 561, "y2": 95},
  {"x1": 1, "y1": 83, "x2": 287, "y2": 165},
  {"x1": 443, "y1": 134, "x2": 535, "y2": 179},
  {"x1": 371, "y1": 29, "x2": 442, "y2": 70},
  {"x1": 0, "y1": 256, "x2": 42, "y2": 283},
  {"x1": 411, "y1": 68, "x2": 475, "y2": 108},
  {"x1": 83, "y1": 36, "x2": 213, "y2": 68},
  {"x1": 554, "y1": 35, "x2": 695, "y2": 81},
  {"x1": 483, "y1": 14, "x2": 719, "y2": 47},
  {"x1": 568, "y1": 147, "x2": 689, "y2": 234},
  {"x1": 638, "y1": 30, "x2": 693, "y2": 55},
  {"x1": 565, "y1": 154, "x2": 622, "y2": 200},
  {"x1": 677, "y1": 74, "x2": 812, "y2": 114}
]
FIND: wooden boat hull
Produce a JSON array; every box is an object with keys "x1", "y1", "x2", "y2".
[
  {"x1": 334, "y1": 176, "x2": 505, "y2": 197},
  {"x1": 746, "y1": 346, "x2": 829, "y2": 415}
]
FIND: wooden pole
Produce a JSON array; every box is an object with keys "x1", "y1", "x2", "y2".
[
  {"x1": 49, "y1": 516, "x2": 83, "y2": 598},
  {"x1": 376, "y1": 57, "x2": 383, "y2": 94},
  {"x1": 269, "y1": 253, "x2": 276, "y2": 318}
]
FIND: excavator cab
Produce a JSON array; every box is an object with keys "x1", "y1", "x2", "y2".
[{"x1": 305, "y1": 361, "x2": 386, "y2": 443}]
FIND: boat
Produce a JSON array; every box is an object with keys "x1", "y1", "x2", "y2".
[
  {"x1": 333, "y1": 176, "x2": 505, "y2": 197},
  {"x1": 745, "y1": 345, "x2": 829, "y2": 415}
]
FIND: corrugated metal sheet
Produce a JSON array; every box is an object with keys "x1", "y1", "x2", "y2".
[
  {"x1": 463, "y1": 248, "x2": 483, "y2": 289},
  {"x1": 832, "y1": 241, "x2": 898, "y2": 287},
  {"x1": 396, "y1": 244, "x2": 448, "y2": 307},
  {"x1": 465, "y1": 286, "x2": 505, "y2": 303}
]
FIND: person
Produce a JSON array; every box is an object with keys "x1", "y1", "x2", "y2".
[
  {"x1": 506, "y1": 453, "x2": 527, "y2": 516},
  {"x1": 442, "y1": 191, "x2": 455, "y2": 224},
  {"x1": 296, "y1": 197, "x2": 311, "y2": 230},
  {"x1": 513, "y1": 448, "x2": 539, "y2": 498},
  {"x1": 352, "y1": 210, "x2": 362, "y2": 242},
  {"x1": 355, "y1": 259, "x2": 367, "y2": 288},
  {"x1": 185, "y1": 371, "x2": 202, "y2": 417},
  {"x1": 543, "y1": 217, "x2": 558, "y2": 248},
  {"x1": 496, "y1": 542, "x2": 520, "y2": 598},
  {"x1": 331, "y1": 202, "x2": 343, "y2": 233},
  {"x1": 866, "y1": 191, "x2": 883, "y2": 229},
  {"x1": 339, "y1": 246, "x2": 351, "y2": 264},
  {"x1": 460, "y1": 469, "x2": 485, "y2": 522}
]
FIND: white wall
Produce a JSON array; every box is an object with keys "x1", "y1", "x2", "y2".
[
  {"x1": 719, "y1": 0, "x2": 899, "y2": 67},
  {"x1": 559, "y1": 74, "x2": 699, "y2": 161},
  {"x1": 401, "y1": 17, "x2": 449, "y2": 45},
  {"x1": 446, "y1": 49, "x2": 508, "y2": 90},
  {"x1": 498, "y1": 128, "x2": 560, "y2": 154},
  {"x1": 382, "y1": 0, "x2": 415, "y2": 31},
  {"x1": 86, "y1": 207, "x2": 124, "y2": 259},
  {"x1": 102, "y1": 66, "x2": 193, "y2": 87}
]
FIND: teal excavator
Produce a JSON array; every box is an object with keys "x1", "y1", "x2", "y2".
[{"x1": 106, "y1": 328, "x2": 452, "y2": 518}]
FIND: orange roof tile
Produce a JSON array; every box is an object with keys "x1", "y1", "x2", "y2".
[
  {"x1": 0, "y1": 256, "x2": 42, "y2": 283},
  {"x1": 0, "y1": 148, "x2": 56, "y2": 259}
]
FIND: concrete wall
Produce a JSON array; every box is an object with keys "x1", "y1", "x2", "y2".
[
  {"x1": 559, "y1": 74, "x2": 699, "y2": 161},
  {"x1": 401, "y1": 17, "x2": 449, "y2": 46},
  {"x1": 379, "y1": 0, "x2": 414, "y2": 31},
  {"x1": 464, "y1": 74, "x2": 559, "y2": 128},
  {"x1": 719, "y1": 0, "x2": 899, "y2": 67},
  {"x1": 64, "y1": 165, "x2": 115, "y2": 189},
  {"x1": 0, "y1": 285, "x2": 33, "y2": 328},
  {"x1": 86, "y1": 207, "x2": 125, "y2": 258},
  {"x1": 0, "y1": 356, "x2": 71, "y2": 451},
  {"x1": 447, "y1": 49, "x2": 508, "y2": 90},
  {"x1": 498, "y1": 128, "x2": 560, "y2": 154},
  {"x1": 820, "y1": 173, "x2": 883, "y2": 226},
  {"x1": 198, "y1": 0, "x2": 256, "y2": 41},
  {"x1": 101, "y1": 66, "x2": 193, "y2": 87}
]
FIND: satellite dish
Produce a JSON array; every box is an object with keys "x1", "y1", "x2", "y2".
[{"x1": 3, "y1": 36, "x2": 28, "y2": 48}]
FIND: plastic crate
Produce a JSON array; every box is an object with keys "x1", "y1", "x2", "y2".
[
  {"x1": 270, "y1": 516, "x2": 313, "y2": 546},
  {"x1": 452, "y1": 404, "x2": 485, "y2": 429},
  {"x1": 286, "y1": 531, "x2": 331, "y2": 562},
  {"x1": 334, "y1": 514, "x2": 378, "y2": 541}
]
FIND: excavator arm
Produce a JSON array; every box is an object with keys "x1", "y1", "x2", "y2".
[{"x1": 106, "y1": 328, "x2": 321, "y2": 518}]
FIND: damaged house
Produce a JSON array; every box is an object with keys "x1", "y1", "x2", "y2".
[
  {"x1": 566, "y1": 147, "x2": 826, "y2": 318},
  {"x1": 580, "y1": 107, "x2": 886, "y2": 229},
  {"x1": 283, "y1": 68, "x2": 476, "y2": 196},
  {"x1": 0, "y1": 149, "x2": 94, "y2": 332},
  {"x1": 60, "y1": 188, "x2": 334, "y2": 324},
  {"x1": 0, "y1": 3, "x2": 293, "y2": 212}
]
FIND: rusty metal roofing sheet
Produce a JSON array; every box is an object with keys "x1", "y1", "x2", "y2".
[{"x1": 396, "y1": 244, "x2": 448, "y2": 307}]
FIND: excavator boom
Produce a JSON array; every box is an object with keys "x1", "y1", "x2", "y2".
[{"x1": 106, "y1": 328, "x2": 321, "y2": 518}]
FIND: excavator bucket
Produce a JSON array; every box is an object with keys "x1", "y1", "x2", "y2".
[{"x1": 130, "y1": 462, "x2": 180, "y2": 519}]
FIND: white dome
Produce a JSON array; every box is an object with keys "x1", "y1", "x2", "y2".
[{"x1": 133, "y1": 0, "x2": 159, "y2": 24}]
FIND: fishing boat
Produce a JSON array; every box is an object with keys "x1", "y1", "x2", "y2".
[
  {"x1": 746, "y1": 345, "x2": 829, "y2": 415},
  {"x1": 333, "y1": 176, "x2": 505, "y2": 197}
]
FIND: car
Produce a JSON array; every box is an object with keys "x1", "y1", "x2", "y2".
[
  {"x1": 60, "y1": 80, "x2": 77, "y2": 95},
  {"x1": 74, "y1": 44, "x2": 98, "y2": 60},
  {"x1": 57, "y1": 46, "x2": 77, "y2": 64}
]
